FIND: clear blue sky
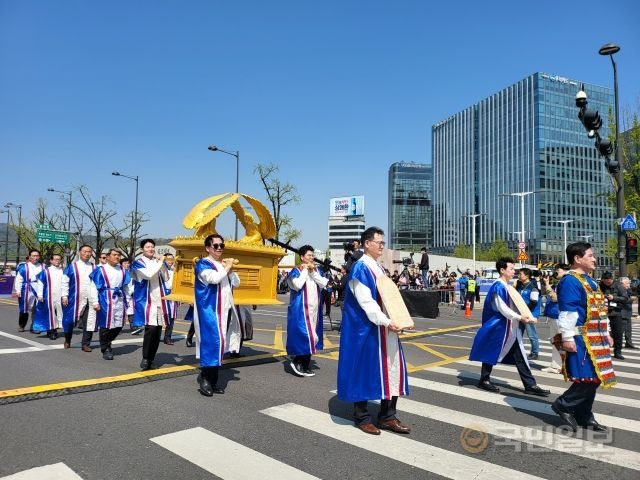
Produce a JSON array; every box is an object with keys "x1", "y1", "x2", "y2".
[{"x1": 1, "y1": 0, "x2": 639, "y2": 247}]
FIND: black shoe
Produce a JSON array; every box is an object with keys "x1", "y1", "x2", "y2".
[
  {"x1": 229, "y1": 352, "x2": 242, "y2": 358},
  {"x1": 18, "y1": 327, "x2": 25, "y2": 332},
  {"x1": 290, "y1": 361, "x2": 305, "y2": 377},
  {"x1": 580, "y1": 419, "x2": 608, "y2": 432},
  {"x1": 48, "y1": 331, "x2": 56, "y2": 340},
  {"x1": 613, "y1": 354, "x2": 625, "y2": 360},
  {"x1": 477, "y1": 380, "x2": 500, "y2": 393},
  {"x1": 524, "y1": 385, "x2": 550, "y2": 397},
  {"x1": 197, "y1": 374, "x2": 214, "y2": 396},
  {"x1": 103, "y1": 350, "x2": 114, "y2": 360},
  {"x1": 302, "y1": 367, "x2": 316, "y2": 377},
  {"x1": 551, "y1": 402, "x2": 578, "y2": 432},
  {"x1": 212, "y1": 386, "x2": 225, "y2": 394},
  {"x1": 527, "y1": 353, "x2": 539, "y2": 360},
  {"x1": 625, "y1": 343, "x2": 638, "y2": 349},
  {"x1": 185, "y1": 338, "x2": 194, "y2": 347},
  {"x1": 140, "y1": 359, "x2": 154, "y2": 371}
]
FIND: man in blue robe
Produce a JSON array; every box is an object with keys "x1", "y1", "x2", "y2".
[
  {"x1": 337, "y1": 227, "x2": 410, "y2": 436},
  {"x1": 286, "y1": 245, "x2": 328, "y2": 377},
  {"x1": 469, "y1": 257, "x2": 549, "y2": 397},
  {"x1": 61, "y1": 245, "x2": 96, "y2": 350},
  {"x1": 12, "y1": 249, "x2": 43, "y2": 333},
  {"x1": 34, "y1": 254, "x2": 64, "y2": 339}
]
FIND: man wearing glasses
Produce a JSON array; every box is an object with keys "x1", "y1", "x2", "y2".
[
  {"x1": 337, "y1": 227, "x2": 410, "y2": 435},
  {"x1": 193, "y1": 234, "x2": 242, "y2": 396}
]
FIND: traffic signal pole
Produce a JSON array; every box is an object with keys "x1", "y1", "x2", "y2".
[{"x1": 612, "y1": 55, "x2": 627, "y2": 277}]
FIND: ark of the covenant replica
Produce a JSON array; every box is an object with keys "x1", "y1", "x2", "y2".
[{"x1": 166, "y1": 192, "x2": 286, "y2": 305}]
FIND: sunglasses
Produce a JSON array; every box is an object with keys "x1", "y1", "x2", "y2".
[{"x1": 211, "y1": 243, "x2": 225, "y2": 250}]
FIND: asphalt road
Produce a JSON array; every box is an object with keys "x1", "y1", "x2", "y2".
[{"x1": 0, "y1": 295, "x2": 639, "y2": 480}]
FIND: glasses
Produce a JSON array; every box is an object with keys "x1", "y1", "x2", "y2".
[
  {"x1": 368, "y1": 240, "x2": 385, "y2": 247},
  {"x1": 211, "y1": 243, "x2": 225, "y2": 250},
  {"x1": 100, "y1": 256, "x2": 107, "y2": 259}
]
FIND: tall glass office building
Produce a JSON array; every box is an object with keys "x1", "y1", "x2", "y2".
[
  {"x1": 432, "y1": 72, "x2": 614, "y2": 266},
  {"x1": 388, "y1": 162, "x2": 432, "y2": 250}
]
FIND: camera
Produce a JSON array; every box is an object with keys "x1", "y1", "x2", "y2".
[
  {"x1": 343, "y1": 241, "x2": 355, "y2": 252},
  {"x1": 401, "y1": 257, "x2": 412, "y2": 267}
]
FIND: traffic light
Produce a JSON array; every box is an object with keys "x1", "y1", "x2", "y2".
[
  {"x1": 576, "y1": 87, "x2": 617, "y2": 176},
  {"x1": 626, "y1": 236, "x2": 638, "y2": 264}
]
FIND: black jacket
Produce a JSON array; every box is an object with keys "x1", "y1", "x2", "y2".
[
  {"x1": 599, "y1": 281, "x2": 629, "y2": 318},
  {"x1": 419, "y1": 252, "x2": 429, "y2": 270}
]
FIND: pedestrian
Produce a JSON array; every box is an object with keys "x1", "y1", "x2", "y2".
[
  {"x1": 469, "y1": 257, "x2": 550, "y2": 397},
  {"x1": 131, "y1": 239, "x2": 171, "y2": 370},
  {"x1": 516, "y1": 268, "x2": 541, "y2": 360},
  {"x1": 119, "y1": 258, "x2": 135, "y2": 331},
  {"x1": 33, "y1": 253, "x2": 64, "y2": 340},
  {"x1": 12, "y1": 249, "x2": 43, "y2": 333},
  {"x1": 599, "y1": 271, "x2": 626, "y2": 360},
  {"x1": 617, "y1": 277, "x2": 635, "y2": 358},
  {"x1": 286, "y1": 245, "x2": 328, "y2": 377},
  {"x1": 419, "y1": 247, "x2": 429, "y2": 290},
  {"x1": 193, "y1": 234, "x2": 242, "y2": 396},
  {"x1": 61, "y1": 245, "x2": 96, "y2": 350},
  {"x1": 552, "y1": 242, "x2": 616, "y2": 432},
  {"x1": 90, "y1": 249, "x2": 130, "y2": 360},
  {"x1": 337, "y1": 227, "x2": 410, "y2": 436},
  {"x1": 622, "y1": 277, "x2": 638, "y2": 350},
  {"x1": 161, "y1": 253, "x2": 178, "y2": 345},
  {"x1": 540, "y1": 263, "x2": 569, "y2": 373}
]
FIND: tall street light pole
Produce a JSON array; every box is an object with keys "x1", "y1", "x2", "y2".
[
  {"x1": 552, "y1": 219, "x2": 573, "y2": 264},
  {"x1": 599, "y1": 43, "x2": 625, "y2": 276},
  {"x1": 47, "y1": 188, "x2": 73, "y2": 262},
  {"x1": 500, "y1": 191, "x2": 536, "y2": 265},
  {"x1": 466, "y1": 213, "x2": 485, "y2": 274},
  {"x1": 208, "y1": 145, "x2": 240, "y2": 240},
  {"x1": 1, "y1": 209, "x2": 9, "y2": 268},
  {"x1": 112, "y1": 172, "x2": 139, "y2": 258}
]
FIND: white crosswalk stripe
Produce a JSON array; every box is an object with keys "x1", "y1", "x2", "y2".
[
  {"x1": 0, "y1": 463, "x2": 83, "y2": 479},
  {"x1": 150, "y1": 426, "x2": 320, "y2": 479},
  {"x1": 261, "y1": 403, "x2": 547, "y2": 480},
  {"x1": 529, "y1": 350, "x2": 640, "y2": 369}
]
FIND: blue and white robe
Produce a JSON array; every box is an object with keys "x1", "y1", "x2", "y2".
[
  {"x1": 286, "y1": 267, "x2": 328, "y2": 356},
  {"x1": 90, "y1": 264, "x2": 130, "y2": 329},
  {"x1": 61, "y1": 260, "x2": 96, "y2": 334},
  {"x1": 13, "y1": 262, "x2": 43, "y2": 314},
  {"x1": 131, "y1": 256, "x2": 170, "y2": 327},
  {"x1": 160, "y1": 264, "x2": 178, "y2": 325},
  {"x1": 469, "y1": 280, "x2": 529, "y2": 367},
  {"x1": 337, "y1": 254, "x2": 409, "y2": 402},
  {"x1": 33, "y1": 265, "x2": 64, "y2": 331},
  {"x1": 193, "y1": 258, "x2": 241, "y2": 367}
]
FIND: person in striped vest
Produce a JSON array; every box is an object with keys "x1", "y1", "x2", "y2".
[
  {"x1": 286, "y1": 245, "x2": 328, "y2": 377},
  {"x1": 89, "y1": 249, "x2": 130, "y2": 360},
  {"x1": 552, "y1": 242, "x2": 616, "y2": 432},
  {"x1": 34, "y1": 254, "x2": 64, "y2": 340}
]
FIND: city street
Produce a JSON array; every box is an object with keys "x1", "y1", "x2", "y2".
[{"x1": 0, "y1": 296, "x2": 639, "y2": 479}]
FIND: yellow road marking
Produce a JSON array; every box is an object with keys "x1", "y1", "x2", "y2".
[
  {"x1": 399, "y1": 323, "x2": 479, "y2": 339},
  {"x1": 408, "y1": 342, "x2": 452, "y2": 360},
  {"x1": 273, "y1": 324, "x2": 284, "y2": 351},
  {"x1": 406, "y1": 355, "x2": 470, "y2": 373},
  {"x1": 323, "y1": 334, "x2": 334, "y2": 348},
  {"x1": 418, "y1": 343, "x2": 471, "y2": 350}
]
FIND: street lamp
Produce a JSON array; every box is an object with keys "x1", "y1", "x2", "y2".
[
  {"x1": 500, "y1": 191, "x2": 537, "y2": 244},
  {"x1": 599, "y1": 43, "x2": 625, "y2": 276},
  {"x1": 112, "y1": 171, "x2": 139, "y2": 257},
  {"x1": 578, "y1": 234, "x2": 593, "y2": 243},
  {"x1": 208, "y1": 145, "x2": 240, "y2": 240},
  {"x1": 1, "y1": 209, "x2": 9, "y2": 268},
  {"x1": 465, "y1": 213, "x2": 485, "y2": 274},
  {"x1": 552, "y1": 220, "x2": 573, "y2": 264},
  {"x1": 5, "y1": 203, "x2": 22, "y2": 265}
]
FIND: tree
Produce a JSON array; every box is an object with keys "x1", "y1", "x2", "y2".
[
  {"x1": 478, "y1": 239, "x2": 512, "y2": 261},
  {"x1": 71, "y1": 186, "x2": 118, "y2": 259},
  {"x1": 106, "y1": 210, "x2": 148, "y2": 260},
  {"x1": 452, "y1": 244, "x2": 473, "y2": 259},
  {"x1": 13, "y1": 198, "x2": 68, "y2": 261},
  {"x1": 254, "y1": 163, "x2": 301, "y2": 242}
]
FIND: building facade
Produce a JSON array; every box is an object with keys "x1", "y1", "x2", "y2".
[
  {"x1": 388, "y1": 162, "x2": 432, "y2": 250},
  {"x1": 432, "y1": 72, "x2": 615, "y2": 267}
]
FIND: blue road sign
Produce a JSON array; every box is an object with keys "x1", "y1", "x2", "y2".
[{"x1": 620, "y1": 214, "x2": 637, "y2": 231}]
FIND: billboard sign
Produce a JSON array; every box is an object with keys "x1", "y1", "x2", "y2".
[{"x1": 329, "y1": 196, "x2": 364, "y2": 217}]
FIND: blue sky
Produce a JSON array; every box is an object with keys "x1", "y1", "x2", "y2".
[{"x1": 1, "y1": 0, "x2": 639, "y2": 247}]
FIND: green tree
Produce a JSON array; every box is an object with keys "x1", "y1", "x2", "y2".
[
  {"x1": 478, "y1": 239, "x2": 511, "y2": 261},
  {"x1": 452, "y1": 244, "x2": 473, "y2": 259}
]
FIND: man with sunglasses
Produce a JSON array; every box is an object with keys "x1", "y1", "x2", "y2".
[
  {"x1": 131, "y1": 238, "x2": 170, "y2": 371},
  {"x1": 337, "y1": 227, "x2": 410, "y2": 436},
  {"x1": 193, "y1": 234, "x2": 242, "y2": 396}
]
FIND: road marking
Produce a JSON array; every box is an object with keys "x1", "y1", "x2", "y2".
[
  {"x1": 261, "y1": 403, "x2": 546, "y2": 480},
  {"x1": 399, "y1": 323, "x2": 479, "y2": 339},
  {"x1": 0, "y1": 347, "x2": 42, "y2": 355},
  {"x1": 273, "y1": 324, "x2": 284, "y2": 351},
  {"x1": 151, "y1": 426, "x2": 320, "y2": 480},
  {"x1": 408, "y1": 376, "x2": 640, "y2": 433},
  {"x1": 0, "y1": 330, "x2": 56, "y2": 349},
  {"x1": 407, "y1": 355, "x2": 470, "y2": 372},
  {"x1": 323, "y1": 334, "x2": 334, "y2": 348},
  {"x1": 408, "y1": 342, "x2": 452, "y2": 360},
  {"x1": 0, "y1": 462, "x2": 83, "y2": 479},
  {"x1": 534, "y1": 344, "x2": 640, "y2": 360},
  {"x1": 427, "y1": 366, "x2": 640, "y2": 409},
  {"x1": 530, "y1": 350, "x2": 640, "y2": 369}
]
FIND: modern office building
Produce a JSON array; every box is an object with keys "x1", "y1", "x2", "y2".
[
  {"x1": 432, "y1": 72, "x2": 615, "y2": 267},
  {"x1": 388, "y1": 162, "x2": 432, "y2": 250},
  {"x1": 327, "y1": 196, "x2": 366, "y2": 266}
]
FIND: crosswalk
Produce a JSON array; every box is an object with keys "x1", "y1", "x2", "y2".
[{"x1": 3, "y1": 325, "x2": 639, "y2": 479}]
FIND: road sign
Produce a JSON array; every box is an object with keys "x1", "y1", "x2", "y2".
[
  {"x1": 36, "y1": 223, "x2": 52, "y2": 229},
  {"x1": 620, "y1": 214, "x2": 637, "y2": 231},
  {"x1": 36, "y1": 228, "x2": 70, "y2": 245},
  {"x1": 517, "y1": 251, "x2": 529, "y2": 262},
  {"x1": 517, "y1": 242, "x2": 526, "y2": 250}
]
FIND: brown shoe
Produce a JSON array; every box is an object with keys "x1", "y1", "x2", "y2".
[
  {"x1": 164, "y1": 338, "x2": 174, "y2": 345},
  {"x1": 81, "y1": 345, "x2": 92, "y2": 353},
  {"x1": 357, "y1": 423, "x2": 381, "y2": 435},
  {"x1": 378, "y1": 418, "x2": 411, "y2": 434},
  {"x1": 64, "y1": 341, "x2": 71, "y2": 349}
]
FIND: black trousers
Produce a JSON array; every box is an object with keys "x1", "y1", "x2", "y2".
[
  {"x1": 354, "y1": 396, "x2": 398, "y2": 425},
  {"x1": 465, "y1": 292, "x2": 475, "y2": 310},
  {"x1": 293, "y1": 354, "x2": 311, "y2": 369},
  {"x1": 609, "y1": 316, "x2": 624, "y2": 355},
  {"x1": 77, "y1": 304, "x2": 94, "y2": 347},
  {"x1": 164, "y1": 321, "x2": 173, "y2": 341},
  {"x1": 201, "y1": 366, "x2": 219, "y2": 386},
  {"x1": 18, "y1": 312, "x2": 30, "y2": 329},
  {"x1": 480, "y1": 341, "x2": 536, "y2": 389},
  {"x1": 623, "y1": 317, "x2": 634, "y2": 345},
  {"x1": 554, "y1": 381, "x2": 598, "y2": 424},
  {"x1": 186, "y1": 322, "x2": 195, "y2": 341},
  {"x1": 142, "y1": 325, "x2": 163, "y2": 361},
  {"x1": 99, "y1": 327, "x2": 122, "y2": 353},
  {"x1": 323, "y1": 291, "x2": 332, "y2": 317}
]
